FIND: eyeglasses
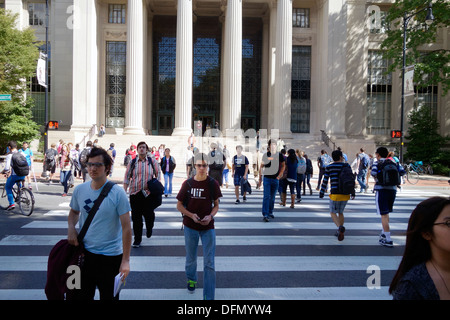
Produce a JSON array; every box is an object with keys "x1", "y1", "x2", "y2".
[
  {"x1": 434, "y1": 221, "x2": 450, "y2": 228},
  {"x1": 86, "y1": 162, "x2": 105, "y2": 168},
  {"x1": 195, "y1": 164, "x2": 208, "y2": 168}
]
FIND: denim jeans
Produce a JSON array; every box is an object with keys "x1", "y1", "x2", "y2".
[
  {"x1": 164, "y1": 172, "x2": 173, "y2": 195},
  {"x1": 262, "y1": 177, "x2": 279, "y2": 217},
  {"x1": 5, "y1": 175, "x2": 24, "y2": 205},
  {"x1": 357, "y1": 168, "x2": 368, "y2": 190},
  {"x1": 184, "y1": 226, "x2": 216, "y2": 300},
  {"x1": 60, "y1": 170, "x2": 72, "y2": 194}
]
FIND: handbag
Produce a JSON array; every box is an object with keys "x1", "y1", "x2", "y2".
[
  {"x1": 45, "y1": 181, "x2": 115, "y2": 300},
  {"x1": 147, "y1": 159, "x2": 164, "y2": 209}
]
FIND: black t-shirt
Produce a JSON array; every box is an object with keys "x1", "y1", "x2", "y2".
[
  {"x1": 177, "y1": 177, "x2": 222, "y2": 231},
  {"x1": 261, "y1": 152, "x2": 285, "y2": 179}
]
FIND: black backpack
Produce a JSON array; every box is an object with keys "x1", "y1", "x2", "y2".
[
  {"x1": 11, "y1": 152, "x2": 29, "y2": 176},
  {"x1": 338, "y1": 163, "x2": 355, "y2": 195},
  {"x1": 377, "y1": 160, "x2": 400, "y2": 186}
]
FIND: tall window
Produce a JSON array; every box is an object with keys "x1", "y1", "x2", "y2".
[
  {"x1": 414, "y1": 85, "x2": 438, "y2": 119},
  {"x1": 291, "y1": 46, "x2": 311, "y2": 133},
  {"x1": 367, "y1": 51, "x2": 392, "y2": 135},
  {"x1": 109, "y1": 4, "x2": 126, "y2": 24},
  {"x1": 293, "y1": 8, "x2": 310, "y2": 28},
  {"x1": 106, "y1": 41, "x2": 126, "y2": 128},
  {"x1": 28, "y1": 3, "x2": 45, "y2": 26}
]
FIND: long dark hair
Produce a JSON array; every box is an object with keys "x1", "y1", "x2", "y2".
[
  {"x1": 287, "y1": 149, "x2": 298, "y2": 164},
  {"x1": 389, "y1": 197, "x2": 450, "y2": 294}
]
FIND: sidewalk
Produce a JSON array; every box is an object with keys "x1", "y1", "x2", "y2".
[{"x1": 30, "y1": 161, "x2": 450, "y2": 189}]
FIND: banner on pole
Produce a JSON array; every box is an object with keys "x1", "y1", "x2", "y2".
[
  {"x1": 37, "y1": 52, "x2": 47, "y2": 88},
  {"x1": 404, "y1": 65, "x2": 415, "y2": 97}
]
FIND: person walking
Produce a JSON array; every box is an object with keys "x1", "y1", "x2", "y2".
[
  {"x1": 19, "y1": 142, "x2": 34, "y2": 190},
  {"x1": 161, "y1": 148, "x2": 176, "y2": 197},
  {"x1": 107, "y1": 143, "x2": 116, "y2": 178},
  {"x1": 319, "y1": 150, "x2": 355, "y2": 241},
  {"x1": 284, "y1": 149, "x2": 299, "y2": 209},
  {"x1": 1, "y1": 141, "x2": 28, "y2": 211},
  {"x1": 79, "y1": 141, "x2": 93, "y2": 182},
  {"x1": 390, "y1": 197, "x2": 450, "y2": 300},
  {"x1": 303, "y1": 154, "x2": 313, "y2": 195},
  {"x1": 208, "y1": 143, "x2": 226, "y2": 187},
  {"x1": 316, "y1": 150, "x2": 331, "y2": 190},
  {"x1": 371, "y1": 147, "x2": 406, "y2": 247},
  {"x1": 123, "y1": 141, "x2": 161, "y2": 248},
  {"x1": 258, "y1": 139, "x2": 285, "y2": 222},
  {"x1": 295, "y1": 149, "x2": 306, "y2": 203},
  {"x1": 176, "y1": 152, "x2": 222, "y2": 300},
  {"x1": 67, "y1": 147, "x2": 132, "y2": 300},
  {"x1": 44, "y1": 143, "x2": 59, "y2": 183},
  {"x1": 232, "y1": 145, "x2": 249, "y2": 204},
  {"x1": 59, "y1": 143, "x2": 72, "y2": 197},
  {"x1": 357, "y1": 148, "x2": 370, "y2": 193}
]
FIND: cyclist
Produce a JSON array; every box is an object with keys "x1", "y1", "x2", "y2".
[{"x1": 1, "y1": 141, "x2": 28, "y2": 211}]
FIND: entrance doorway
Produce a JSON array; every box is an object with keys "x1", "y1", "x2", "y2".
[{"x1": 193, "y1": 114, "x2": 216, "y2": 135}]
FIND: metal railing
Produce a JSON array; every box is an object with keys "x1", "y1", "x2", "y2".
[{"x1": 320, "y1": 130, "x2": 336, "y2": 151}]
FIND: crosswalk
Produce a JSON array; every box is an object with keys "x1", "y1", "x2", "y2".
[{"x1": 0, "y1": 184, "x2": 446, "y2": 300}]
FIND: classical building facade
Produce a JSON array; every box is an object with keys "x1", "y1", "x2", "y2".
[{"x1": 2, "y1": 0, "x2": 449, "y2": 145}]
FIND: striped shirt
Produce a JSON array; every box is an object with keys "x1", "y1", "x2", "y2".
[
  {"x1": 319, "y1": 162, "x2": 353, "y2": 198},
  {"x1": 124, "y1": 155, "x2": 160, "y2": 195}
]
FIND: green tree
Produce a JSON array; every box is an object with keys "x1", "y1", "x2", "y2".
[
  {"x1": 0, "y1": 8, "x2": 40, "y2": 151},
  {"x1": 404, "y1": 106, "x2": 449, "y2": 164},
  {"x1": 381, "y1": 0, "x2": 450, "y2": 94}
]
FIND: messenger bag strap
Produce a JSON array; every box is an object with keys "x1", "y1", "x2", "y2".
[{"x1": 77, "y1": 181, "x2": 115, "y2": 242}]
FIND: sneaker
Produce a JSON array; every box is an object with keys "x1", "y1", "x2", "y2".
[
  {"x1": 243, "y1": 196, "x2": 247, "y2": 202},
  {"x1": 235, "y1": 199, "x2": 240, "y2": 204},
  {"x1": 132, "y1": 240, "x2": 141, "y2": 248},
  {"x1": 263, "y1": 216, "x2": 269, "y2": 222},
  {"x1": 187, "y1": 280, "x2": 197, "y2": 293},
  {"x1": 378, "y1": 234, "x2": 393, "y2": 247},
  {"x1": 6, "y1": 204, "x2": 15, "y2": 211},
  {"x1": 337, "y1": 226, "x2": 345, "y2": 241}
]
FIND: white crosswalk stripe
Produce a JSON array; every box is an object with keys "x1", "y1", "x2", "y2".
[{"x1": 0, "y1": 185, "x2": 446, "y2": 300}]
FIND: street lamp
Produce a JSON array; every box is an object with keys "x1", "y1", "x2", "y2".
[{"x1": 399, "y1": 2, "x2": 434, "y2": 164}]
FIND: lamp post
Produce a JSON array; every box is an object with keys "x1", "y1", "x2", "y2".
[{"x1": 399, "y1": 2, "x2": 434, "y2": 164}]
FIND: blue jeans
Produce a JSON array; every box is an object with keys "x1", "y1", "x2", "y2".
[
  {"x1": 357, "y1": 168, "x2": 368, "y2": 190},
  {"x1": 60, "y1": 170, "x2": 72, "y2": 194},
  {"x1": 184, "y1": 226, "x2": 216, "y2": 300},
  {"x1": 5, "y1": 175, "x2": 24, "y2": 205},
  {"x1": 262, "y1": 177, "x2": 279, "y2": 217},
  {"x1": 164, "y1": 172, "x2": 173, "y2": 195}
]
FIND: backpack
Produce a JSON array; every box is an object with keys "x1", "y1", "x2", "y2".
[
  {"x1": 320, "y1": 154, "x2": 332, "y2": 168},
  {"x1": 360, "y1": 153, "x2": 370, "y2": 169},
  {"x1": 78, "y1": 147, "x2": 91, "y2": 169},
  {"x1": 11, "y1": 152, "x2": 29, "y2": 176},
  {"x1": 297, "y1": 157, "x2": 306, "y2": 174},
  {"x1": 376, "y1": 160, "x2": 400, "y2": 186},
  {"x1": 338, "y1": 163, "x2": 356, "y2": 195},
  {"x1": 45, "y1": 149, "x2": 56, "y2": 165}
]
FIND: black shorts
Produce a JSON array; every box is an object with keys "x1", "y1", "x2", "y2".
[{"x1": 375, "y1": 189, "x2": 397, "y2": 215}]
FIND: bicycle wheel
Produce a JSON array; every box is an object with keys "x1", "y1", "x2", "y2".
[
  {"x1": 0, "y1": 184, "x2": 9, "y2": 210},
  {"x1": 17, "y1": 187, "x2": 34, "y2": 216},
  {"x1": 407, "y1": 170, "x2": 419, "y2": 185}
]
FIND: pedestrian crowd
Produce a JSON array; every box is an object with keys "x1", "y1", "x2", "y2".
[{"x1": 2, "y1": 135, "x2": 448, "y2": 301}]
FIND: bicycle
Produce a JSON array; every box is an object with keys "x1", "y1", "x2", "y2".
[
  {"x1": 403, "y1": 163, "x2": 419, "y2": 185},
  {"x1": 0, "y1": 179, "x2": 35, "y2": 216},
  {"x1": 408, "y1": 161, "x2": 433, "y2": 175}
]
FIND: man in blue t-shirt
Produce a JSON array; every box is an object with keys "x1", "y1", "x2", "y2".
[
  {"x1": 232, "y1": 145, "x2": 249, "y2": 204},
  {"x1": 68, "y1": 147, "x2": 132, "y2": 300}
]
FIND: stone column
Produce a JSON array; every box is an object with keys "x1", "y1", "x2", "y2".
[
  {"x1": 71, "y1": 0, "x2": 98, "y2": 136},
  {"x1": 124, "y1": 0, "x2": 146, "y2": 135},
  {"x1": 272, "y1": 0, "x2": 292, "y2": 137},
  {"x1": 172, "y1": 0, "x2": 193, "y2": 136},
  {"x1": 221, "y1": 0, "x2": 242, "y2": 132}
]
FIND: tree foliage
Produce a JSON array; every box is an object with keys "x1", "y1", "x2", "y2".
[
  {"x1": 381, "y1": 0, "x2": 450, "y2": 94},
  {"x1": 404, "y1": 105, "x2": 449, "y2": 165},
  {"x1": 0, "y1": 9, "x2": 40, "y2": 150}
]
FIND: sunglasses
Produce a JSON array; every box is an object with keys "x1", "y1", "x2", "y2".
[
  {"x1": 86, "y1": 162, "x2": 105, "y2": 168},
  {"x1": 195, "y1": 164, "x2": 208, "y2": 168}
]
